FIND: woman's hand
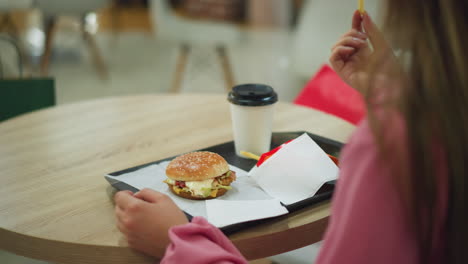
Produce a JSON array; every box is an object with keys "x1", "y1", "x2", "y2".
[
  {"x1": 330, "y1": 11, "x2": 394, "y2": 93},
  {"x1": 114, "y1": 189, "x2": 189, "y2": 258}
]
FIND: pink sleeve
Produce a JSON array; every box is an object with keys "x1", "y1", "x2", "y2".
[
  {"x1": 161, "y1": 217, "x2": 248, "y2": 264},
  {"x1": 315, "y1": 120, "x2": 419, "y2": 264}
]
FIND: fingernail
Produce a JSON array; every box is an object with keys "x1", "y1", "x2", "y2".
[{"x1": 353, "y1": 37, "x2": 365, "y2": 42}]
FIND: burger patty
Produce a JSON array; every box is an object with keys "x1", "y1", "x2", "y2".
[
  {"x1": 216, "y1": 171, "x2": 236, "y2": 186},
  {"x1": 168, "y1": 170, "x2": 237, "y2": 190}
]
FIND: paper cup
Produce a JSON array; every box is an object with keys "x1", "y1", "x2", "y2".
[{"x1": 228, "y1": 84, "x2": 278, "y2": 157}]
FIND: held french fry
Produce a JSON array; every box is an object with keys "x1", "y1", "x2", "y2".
[
  {"x1": 358, "y1": 0, "x2": 365, "y2": 14},
  {"x1": 240, "y1": 151, "x2": 260, "y2": 161}
]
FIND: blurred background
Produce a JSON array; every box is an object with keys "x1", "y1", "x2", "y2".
[
  {"x1": 0, "y1": 0, "x2": 380, "y2": 104},
  {"x1": 0, "y1": 0, "x2": 381, "y2": 263}
]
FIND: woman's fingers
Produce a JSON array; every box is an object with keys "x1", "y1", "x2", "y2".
[
  {"x1": 134, "y1": 188, "x2": 168, "y2": 204},
  {"x1": 331, "y1": 36, "x2": 367, "y2": 52},
  {"x1": 115, "y1": 204, "x2": 125, "y2": 220},
  {"x1": 362, "y1": 12, "x2": 389, "y2": 52},
  {"x1": 352, "y1": 10, "x2": 363, "y2": 31},
  {"x1": 114, "y1": 191, "x2": 140, "y2": 210},
  {"x1": 331, "y1": 46, "x2": 356, "y2": 60},
  {"x1": 116, "y1": 221, "x2": 129, "y2": 235},
  {"x1": 114, "y1": 191, "x2": 132, "y2": 210},
  {"x1": 330, "y1": 46, "x2": 355, "y2": 68},
  {"x1": 342, "y1": 29, "x2": 367, "y2": 40},
  {"x1": 115, "y1": 206, "x2": 130, "y2": 234}
]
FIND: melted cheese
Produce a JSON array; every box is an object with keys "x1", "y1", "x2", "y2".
[
  {"x1": 210, "y1": 189, "x2": 218, "y2": 197},
  {"x1": 164, "y1": 178, "x2": 216, "y2": 197},
  {"x1": 172, "y1": 186, "x2": 181, "y2": 194},
  {"x1": 185, "y1": 178, "x2": 214, "y2": 197}
]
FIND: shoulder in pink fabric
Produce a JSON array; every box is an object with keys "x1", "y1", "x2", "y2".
[{"x1": 315, "y1": 117, "x2": 447, "y2": 264}]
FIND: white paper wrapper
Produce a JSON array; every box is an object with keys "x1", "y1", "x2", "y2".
[
  {"x1": 249, "y1": 133, "x2": 339, "y2": 205},
  {"x1": 206, "y1": 199, "x2": 288, "y2": 227},
  {"x1": 106, "y1": 162, "x2": 279, "y2": 227}
]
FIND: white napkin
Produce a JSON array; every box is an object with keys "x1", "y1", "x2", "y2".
[
  {"x1": 249, "y1": 133, "x2": 339, "y2": 205},
  {"x1": 206, "y1": 199, "x2": 288, "y2": 227},
  {"x1": 105, "y1": 162, "x2": 274, "y2": 224}
]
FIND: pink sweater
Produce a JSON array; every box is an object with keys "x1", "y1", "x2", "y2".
[{"x1": 161, "y1": 119, "x2": 447, "y2": 264}]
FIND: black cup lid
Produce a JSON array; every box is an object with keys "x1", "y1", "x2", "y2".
[{"x1": 228, "y1": 84, "x2": 278, "y2": 106}]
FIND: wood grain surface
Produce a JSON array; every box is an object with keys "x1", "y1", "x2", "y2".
[{"x1": 0, "y1": 94, "x2": 355, "y2": 263}]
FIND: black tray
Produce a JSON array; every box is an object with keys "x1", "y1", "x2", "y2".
[{"x1": 107, "y1": 131, "x2": 343, "y2": 235}]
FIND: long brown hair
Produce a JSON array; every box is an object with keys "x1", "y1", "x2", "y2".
[{"x1": 368, "y1": 1, "x2": 468, "y2": 263}]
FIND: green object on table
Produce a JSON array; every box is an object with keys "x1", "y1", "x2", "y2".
[{"x1": 0, "y1": 78, "x2": 55, "y2": 122}]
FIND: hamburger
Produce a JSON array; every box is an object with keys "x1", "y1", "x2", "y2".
[{"x1": 163, "y1": 151, "x2": 236, "y2": 200}]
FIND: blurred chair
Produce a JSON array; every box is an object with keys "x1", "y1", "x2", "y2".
[
  {"x1": 0, "y1": 34, "x2": 24, "y2": 78},
  {"x1": 0, "y1": 0, "x2": 34, "y2": 76},
  {"x1": 35, "y1": 0, "x2": 110, "y2": 79},
  {"x1": 149, "y1": 0, "x2": 242, "y2": 92},
  {"x1": 0, "y1": 78, "x2": 55, "y2": 122}
]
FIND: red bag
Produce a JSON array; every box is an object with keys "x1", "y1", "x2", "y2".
[{"x1": 294, "y1": 65, "x2": 365, "y2": 125}]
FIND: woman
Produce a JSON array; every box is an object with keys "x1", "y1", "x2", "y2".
[{"x1": 114, "y1": 1, "x2": 467, "y2": 263}]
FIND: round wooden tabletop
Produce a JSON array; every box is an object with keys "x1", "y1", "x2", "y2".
[{"x1": 0, "y1": 94, "x2": 355, "y2": 264}]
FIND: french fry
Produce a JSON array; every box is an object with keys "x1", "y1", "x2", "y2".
[
  {"x1": 240, "y1": 151, "x2": 260, "y2": 161},
  {"x1": 358, "y1": 0, "x2": 365, "y2": 14},
  {"x1": 241, "y1": 151, "x2": 339, "y2": 165}
]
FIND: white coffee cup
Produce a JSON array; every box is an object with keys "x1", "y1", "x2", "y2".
[{"x1": 228, "y1": 84, "x2": 278, "y2": 157}]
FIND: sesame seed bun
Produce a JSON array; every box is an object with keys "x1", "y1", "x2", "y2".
[{"x1": 165, "y1": 151, "x2": 229, "y2": 181}]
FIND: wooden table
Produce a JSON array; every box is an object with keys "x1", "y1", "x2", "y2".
[{"x1": 0, "y1": 94, "x2": 355, "y2": 264}]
